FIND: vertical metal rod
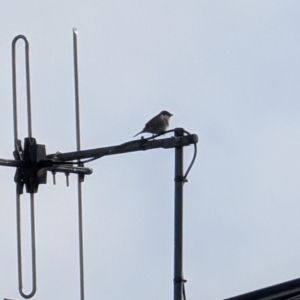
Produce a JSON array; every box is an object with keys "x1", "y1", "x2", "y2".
[
  {"x1": 73, "y1": 28, "x2": 85, "y2": 300},
  {"x1": 174, "y1": 129, "x2": 184, "y2": 300},
  {"x1": 12, "y1": 35, "x2": 37, "y2": 299},
  {"x1": 73, "y1": 28, "x2": 81, "y2": 151}
]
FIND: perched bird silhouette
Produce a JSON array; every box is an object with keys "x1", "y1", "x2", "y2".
[{"x1": 134, "y1": 110, "x2": 173, "y2": 137}]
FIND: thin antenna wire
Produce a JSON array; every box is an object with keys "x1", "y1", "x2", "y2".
[
  {"x1": 73, "y1": 28, "x2": 81, "y2": 151},
  {"x1": 73, "y1": 28, "x2": 85, "y2": 300},
  {"x1": 12, "y1": 35, "x2": 36, "y2": 299}
]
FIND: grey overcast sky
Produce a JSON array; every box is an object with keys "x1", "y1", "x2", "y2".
[{"x1": 0, "y1": 1, "x2": 300, "y2": 299}]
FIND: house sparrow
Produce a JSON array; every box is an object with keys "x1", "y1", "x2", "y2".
[{"x1": 134, "y1": 110, "x2": 173, "y2": 137}]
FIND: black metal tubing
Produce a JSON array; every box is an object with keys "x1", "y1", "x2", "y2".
[
  {"x1": 0, "y1": 134, "x2": 198, "y2": 169},
  {"x1": 48, "y1": 132, "x2": 198, "y2": 162},
  {"x1": 12, "y1": 35, "x2": 37, "y2": 299},
  {"x1": 0, "y1": 158, "x2": 22, "y2": 168},
  {"x1": 174, "y1": 129, "x2": 185, "y2": 300},
  {"x1": 48, "y1": 165, "x2": 93, "y2": 175}
]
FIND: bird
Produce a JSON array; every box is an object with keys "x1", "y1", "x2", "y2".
[{"x1": 134, "y1": 110, "x2": 173, "y2": 137}]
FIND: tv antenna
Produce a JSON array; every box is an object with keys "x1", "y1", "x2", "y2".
[{"x1": 3, "y1": 29, "x2": 198, "y2": 300}]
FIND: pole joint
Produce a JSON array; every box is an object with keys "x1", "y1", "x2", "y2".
[
  {"x1": 174, "y1": 176, "x2": 187, "y2": 183},
  {"x1": 173, "y1": 277, "x2": 187, "y2": 283}
]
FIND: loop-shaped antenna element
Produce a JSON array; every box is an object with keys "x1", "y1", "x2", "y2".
[
  {"x1": 16, "y1": 194, "x2": 37, "y2": 299},
  {"x1": 12, "y1": 35, "x2": 33, "y2": 140},
  {"x1": 12, "y1": 35, "x2": 37, "y2": 299}
]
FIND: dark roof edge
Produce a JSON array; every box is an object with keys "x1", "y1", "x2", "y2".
[{"x1": 223, "y1": 277, "x2": 300, "y2": 300}]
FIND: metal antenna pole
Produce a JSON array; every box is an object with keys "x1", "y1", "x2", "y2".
[
  {"x1": 73, "y1": 28, "x2": 85, "y2": 300},
  {"x1": 12, "y1": 35, "x2": 37, "y2": 299},
  {"x1": 6, "y1": 32, "x2": 198, "y2": 300},
  {"x1": 174, "y1": 128, "x2": 185, "y2": 300}
]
